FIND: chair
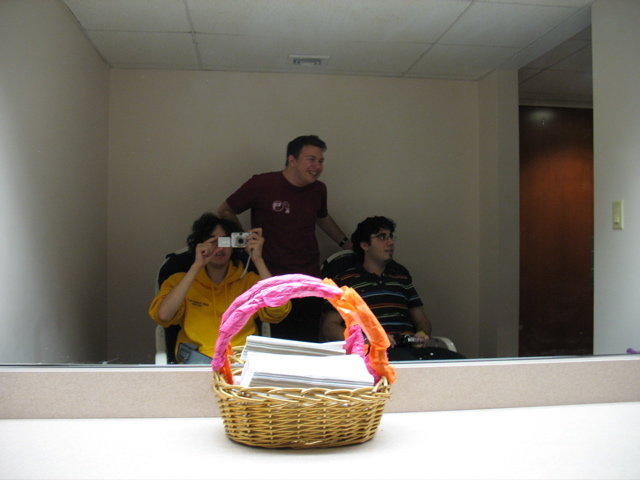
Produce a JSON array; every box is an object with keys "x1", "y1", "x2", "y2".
[
  {"x1": 155, "y1": 247, "x2": 193, "y2": 364},
  {"x1": 153, "y1": 247, "x2": 264, "y2": 364},
  {"x1": 321, "y1": 250, "x2": 458, "y2": 353}
]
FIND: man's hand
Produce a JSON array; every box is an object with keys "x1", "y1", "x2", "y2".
[
  {"x1": 217, "y1": 201, "x2": 242, "y2": 227},
  {"x1": 412, "y1": 331, "x2": 430, "y2": 348}
]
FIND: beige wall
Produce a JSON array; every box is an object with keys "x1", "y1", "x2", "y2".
[
  {"x1": 478, "y1": 70, "x2": 520, "y2": 358},
  {"x1": 107, "y1": 70, "x2": 496, "y2": 363},
  {"x1": 0, "y1": 0, "x2": 110, "y2": 363},
  {"x1": 592, "y1": 0, "x2": 640, "y2": 354}
]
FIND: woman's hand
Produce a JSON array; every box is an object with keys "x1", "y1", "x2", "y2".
[
  {"x1": 244, "y1": 228, "x2": 264, "y2": 260},
  {"x1": 194, "y1": 236, "x2": 220, "y2": 268}
]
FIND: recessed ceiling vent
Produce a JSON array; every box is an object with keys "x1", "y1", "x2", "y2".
[{"x1": 288, "y1": 55, "x2": 330, "y2": 67}]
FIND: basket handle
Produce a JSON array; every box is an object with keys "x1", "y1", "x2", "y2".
[
  {"x1": 323, "y1": 279, "x2": 396, "y2": 384},
  {"x1": 211, "y1": 274, "x2": 396, "y2": 384}
]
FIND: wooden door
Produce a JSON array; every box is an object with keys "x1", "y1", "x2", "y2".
[{"x1": 519, "y1": 106, "x2": 594, "y2": 356}]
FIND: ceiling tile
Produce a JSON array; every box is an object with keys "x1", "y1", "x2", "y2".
[
  {"x1": 518, "y1": 67, "x2": 542, "y2": 83},
  {"x1": 188, "y1": 0, "x2": 471, "y2": 43},
  {"x1": 197, "y1": 34, "x2": 430, "y2": 75},
  {"x1": 571, "y1": 25, "x2": 592, "y2": 41},
  {"x1": 63, "y1": 0, "x2": 190, "y2": 32},
  {"x1": 312, "y1": 41, "x2": 431, "y2": 74},
  {"x1": 440, "y1": 2, "x2": 575, "y2": 48},
  {"x1": 486, "y1": 0, "x2": 593, "y2": 6},
  {"x1": 519, "y1": 69, "x2": 592, "y2": 97},
  {"x1": 526, "y1": 27, "x2": 591, "y2": 69},
  {"x1": 409, "y1": 44, "x2": 520, "y2": 78},
  {"x1": 88, "y1": 31, "x2": 198, "y2": 65},
  {"x1": 551, "y1": 45, "x2": 591, "y2": 72},
  {"x1": 197, "y1": 34, "x2": 300, "y2": 70}
]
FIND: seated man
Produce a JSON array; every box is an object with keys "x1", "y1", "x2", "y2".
[
  {"x1": 149, "y1": 213, "x2": 291, "y2": 364},
  {"x1": 322, "y1": 216, "x2": 465, "y2": 361}
]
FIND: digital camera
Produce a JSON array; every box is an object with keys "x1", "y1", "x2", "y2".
[{"x1": 218, "y1": 232, "x2": 250, "y2": 248}]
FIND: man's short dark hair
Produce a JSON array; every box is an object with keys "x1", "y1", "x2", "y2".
[
  {"x1": 351, "y1": 216, "x2": 396, "y2": 262},
  {"x1": 286, "y1": 135, "x2": 327, "y2": 165},
  {"x1": 186, "y1": 213, "x2": 242, "y2": 253}
]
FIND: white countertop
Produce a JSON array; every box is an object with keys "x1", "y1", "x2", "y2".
[{"x1": 2, "y1": 402, "x2": 639, "y2": 480}]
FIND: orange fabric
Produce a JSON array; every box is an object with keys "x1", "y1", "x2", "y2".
[
  {"x1": 220, "y1": 344, "x2": 234, "y2": 384},
  {"x1": 322, "y1": 279, "x2": 396, "y2": 384}
]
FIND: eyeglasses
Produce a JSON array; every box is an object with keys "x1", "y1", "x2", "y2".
[{"x1": 370, "y1": 232, "x2": 396, "y2": 242}]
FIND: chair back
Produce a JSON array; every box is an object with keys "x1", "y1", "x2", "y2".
[
  {"x1": 156, "y1": 248, "x2": 193, "y2": 364},
  {"x1": 321, "y1": 250, "x2": 357, "y2": 279}
]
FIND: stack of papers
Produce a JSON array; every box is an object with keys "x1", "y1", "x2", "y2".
[
  {"x1": 240, "y1": 335, "x2": 346, "y2": 360},
  {"x1": 239, "y1": 352, "x2": 374, "y2": 389}
]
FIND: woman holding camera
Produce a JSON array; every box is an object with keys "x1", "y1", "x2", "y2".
[{"x1": 149, "y1": 213, "x2": 291, "y2": 363}]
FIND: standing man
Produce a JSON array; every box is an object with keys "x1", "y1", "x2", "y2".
[{"x1": 217, "y1": 135, "x2": 351, "y2": 342}]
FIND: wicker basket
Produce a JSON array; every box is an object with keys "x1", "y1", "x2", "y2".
[{"x1": 210, "y1": 274, "x2": 396, "y2": 449}]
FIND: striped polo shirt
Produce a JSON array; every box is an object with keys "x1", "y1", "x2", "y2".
[{"x1": 327, "y1": 262, "x2": 424, "y2": 336}]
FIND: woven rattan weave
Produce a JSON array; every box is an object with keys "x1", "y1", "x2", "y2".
[{"x1": 212, "y1": 366, "x2": 390, "y2": 449}]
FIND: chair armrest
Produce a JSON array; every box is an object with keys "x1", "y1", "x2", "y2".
[
  {"x1": 155, "y1": 325, "x2": 168, "y2": 365},
  {"x1": 429, "y1": 336, "x2": 457, "y2": 352}
]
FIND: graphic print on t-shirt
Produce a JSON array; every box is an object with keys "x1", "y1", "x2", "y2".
[{"x1": 272, "y1": 200, "x2": 290, "y2": 214}]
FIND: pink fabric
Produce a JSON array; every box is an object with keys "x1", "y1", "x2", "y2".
[
  {"x1": 344, "y1": 325, "x2": 365, "y2": 357},
  {"x1": 211, "y1": 274, "x2": 343, "y2": 371}
]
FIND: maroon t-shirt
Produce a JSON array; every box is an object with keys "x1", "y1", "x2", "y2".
[{"x1": 225, "y1": 172, "x2": 328, "y2": 277}]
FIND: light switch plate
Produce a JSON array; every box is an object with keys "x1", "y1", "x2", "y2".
[{"x1": 613, "y1": 200, "x2": 624, "y2": 230}]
